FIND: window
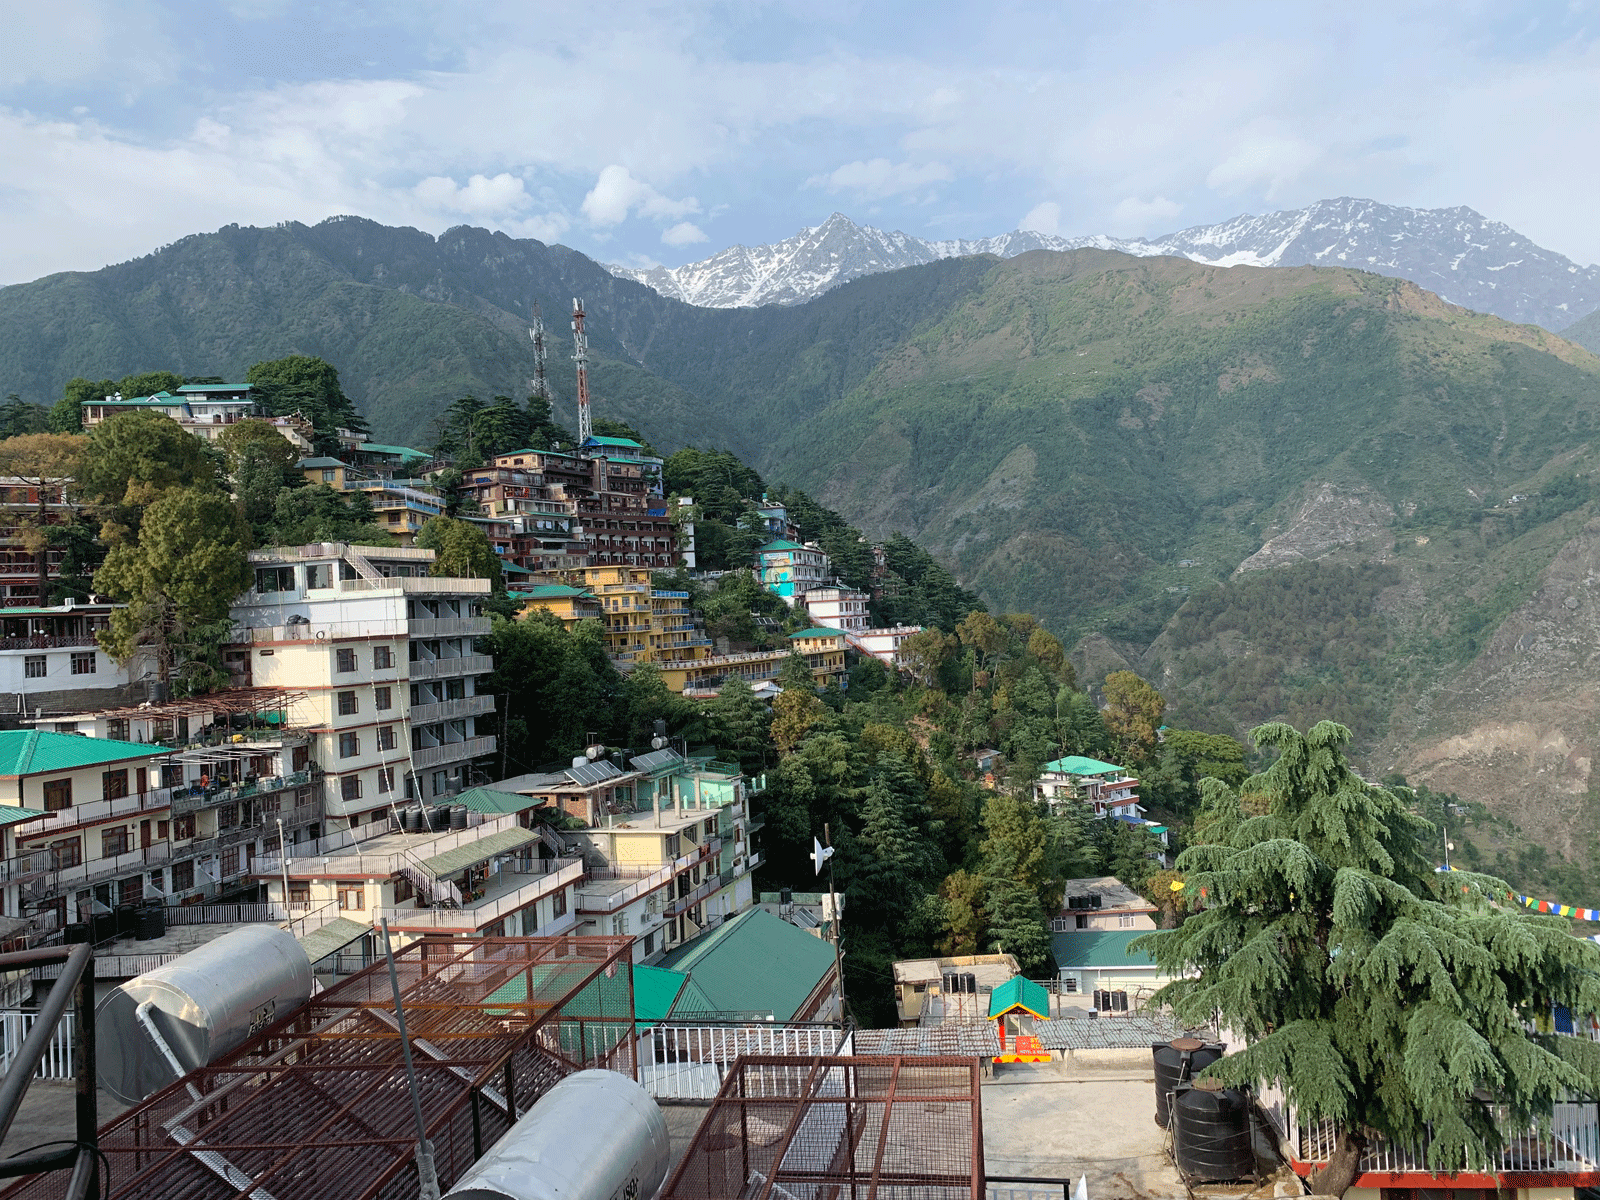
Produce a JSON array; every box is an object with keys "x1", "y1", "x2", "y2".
[
  {"x1": 337, "y1": 691, "x2": 358, "y2": 716},
  {"x1": 611, "y1": 915, "x2": 629, "y2": 936},
  {"x1": 392, "y1": 875, "x2": 414, "y2": 904},
  {"x1": 1119, "y1": 913, "x2": 1137, "y2": 928},
  {"x1": 376, "y1": 767, "x2": 394, "y2": 794},
  {"x1": 216, "y1": 804, "x2": 238, "y2": 830},
  {"x1": 552, "y1": 889, "x2": 567, "y2": 919},
  {"x1": 335, "y1": 648, "x2": 357, "y2": 673},
  {"x1": 374, "y1": 646, "x2": 393, "y2": 670},
  {"x1": 157, "y1": 820, "x2": 169, "y2": 840},
  {"x1": 101, "y1": 827, "x2": 130, "y2": 857},
  {"x1": 221, "y1": 847, "x2": 239, "y2": 877},
  {"x1": 50, "y1": 838, "x2": 82, "y2": 869},
  {"x1": 374, "y1": 686, "x2": 392, "y2": 711},
  {"x1": 255, "y1": 565, "x2": 294, "y2": 593},
  {"x1": 444, "y1": 677, "x2": 465, "y2": 700},
  {"x1": 337, "y1": 881, "x2": 364, "y2": 910},
  {"x1": 172, "y1": 815, "x2": 195, "y2": 841},
  {"x1": 152, "y1": 718, "x2": 174, "y2": 742},
  {"x1": 70, "y1": 652, "x2": 95, "y2": 675},
  {"x1": 288, "y1": 881, "x2": 310, "y2": 908},
  {"x1": 42, "y1": 779, "x2": 70, "y2": 812},
  {"x1": 703, "y1": 817, "x2": 717, "y2": 839},
  {"x1": 321, "y1": 469, "x2": 337, "y2": 483},
  {"x1": 377, "y1": 726, "x2": 396, "y2": 751},
  {"x1": 102, "y1": 769, "x2": 129, "y2": 801},
  {"x1": 23, "y1": 656, "x2": 44, "y2": 678},
  {"x1": 340, "y1": 775, "x2": 362, "y2": 802},
  {"x1": 170, "y1": 859, "x2": 194, "y2": 891},
  {"x1": 431, "y1": 771, "x2": 449, "y2": 797},
  {"x1": 1075, "y1": 914, "x2": 1088, "y2": 929},
  {"x1": 106, "y1": 719, "x2": 129, "y2": 740},
  {"x1": 338, "y1": 732, "x2": 360, "y2": 758}
]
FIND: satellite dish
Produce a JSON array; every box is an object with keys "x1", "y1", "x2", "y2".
[{"x1": 810, "y1": 838, "x2": 835, "y2": 876}]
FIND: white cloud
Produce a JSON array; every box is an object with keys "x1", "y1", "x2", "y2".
[
  {"x1": 413, "y1": 172, "x2": 530, "y2": 217},
  {"x1": 661, "y1": 221, "x2": 707, "y2": 246},
  {"x1": 580, "y1": 165, "x2": 699, "y2": 227},
  {"x1": 1109, "y1": 195, "x2": 1181, "y2": 234},
  {"x1": 1205, "y1": 129, "x2": 1322, "y2": 199},
  {"x1": 1018, "y1": 201, "x2": 1062, "y2": 236},
  {"x1": 808, "y1": 158, "x2": 953, "y2": 199}
]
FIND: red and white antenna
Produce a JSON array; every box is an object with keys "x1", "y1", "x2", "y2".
[{"x1": 571, "y1": 297, "x2": 592, "y2": 445}]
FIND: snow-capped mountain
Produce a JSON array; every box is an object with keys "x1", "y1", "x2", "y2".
[{"x1": 608, "y1": 200, "x2": 1600, "y2": 331}]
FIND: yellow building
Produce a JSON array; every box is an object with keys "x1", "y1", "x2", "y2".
[
  {"x1": 515, "y1": 583, "x2": 604, "y2": 629},
  {"x1": 656, "y1": 629, "x2": 848, "y2": 695},
  {"x1": 786, "y1": 627, "x2": 848, "y2": 677}
]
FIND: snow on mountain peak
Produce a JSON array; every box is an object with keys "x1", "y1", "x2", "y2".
[{"x1": 605, "y1": 200, "x2": 1599, "y2": 331}]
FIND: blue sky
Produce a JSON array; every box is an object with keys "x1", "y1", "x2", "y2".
[{"x1": 0, "y1": 0, "x2": 1596, "y2": 285}]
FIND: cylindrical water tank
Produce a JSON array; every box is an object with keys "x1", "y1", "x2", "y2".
[
  {"x1": 1152, "y1": 1038, "x2": 1226, "y2": 1128},
  {"x1": 1171, "y1": 1078, "x2": 1255, "y2": 1182},
  {"x1": 444, "y1": 1070, "x2": 669, "y2": 1200},
  {"x1": 451, "y1": 805, "x2": 468, "y2": 830},
  {"x1": 134, "y1": 907, "x2": 167, "y2": 942},
  {"x1": 96, "y1": 925, "x2": 314, "y2": 1105}
]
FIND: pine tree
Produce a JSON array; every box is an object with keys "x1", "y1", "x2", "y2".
[{"x1": 1141, "y1": 721, "x2": 1600, "y2": 1195}]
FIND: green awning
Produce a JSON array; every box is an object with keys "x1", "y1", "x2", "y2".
[
  {"x1": 419, "y1": 827, "x2": 539, "y2": 877},
  {"x1": 296, "y1": 917, "x2": 371, "y2": 964}
]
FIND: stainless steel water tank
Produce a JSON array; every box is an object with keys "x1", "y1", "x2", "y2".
[
  {"x1": 96, "y1": 925, "x2": 314, "y2": 1105},
  {"x1": 443, "y1": 1070, "x2": 670, "y2": 1200}
]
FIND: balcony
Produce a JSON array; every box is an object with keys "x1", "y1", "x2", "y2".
[
  {"x1": 407, "y1": 654, "x2": 494, "y2": 681},
  {"x1": 371, "y1": 856, "x2": 585, "y2": 932},
  {"x1": 411, "y1": 735, "x2": 497, "y2": 770},
  {"x1": 576, "y1": 864, "x2": 675, "y2": 915},
  {"x1": 11, "y1": 787, "x2": 175, "y2": 838},
  {"x1": 406, "y1": 617, "x2": 491, "y2": 639},
  {"x1": 407, "y1": 695, "x2": 496, "y2": 725},
  {"x1": 666, "y1": 873, "x2": 721, "y2": 917},
  {"x1": 169, "y1": 770, "x2": 314, "y2": 816},
  {"x1": 0, "y1": 634, "x2": 100, "y2": 651}
]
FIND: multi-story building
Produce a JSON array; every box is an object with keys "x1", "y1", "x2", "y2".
[
  {"x1": 0, "y1": 476, "x2": 83, "y2": 608},
  {"x1": 224, "y1": 543, "x2": 496, "y2": 825},
  {"x1": 80, "y1": 385, "x2": 314, "y2": 454},
  {"x1": 524, "y1": 566, "x2": 712, "y2": 668},
  {"x1": 803, "y1": 585, "x2": 871, "y2": 632},
  {"x1": 756, "y1": 539, "x2": 834, "y2": 603},
  {"x1": 0, "y1": 602, "x2": 152, "y2": 714},
  {"x1": 513, "y1": 583, "x2": 604, "y2": 628},
  {"x1": 1052, "y1": 876, "x2": 1159, "y2": 933},
  {"x1": 786, "y1": 627, "x2": 848, "y2": 680},
  {"x1": 1034, "y1": 755, "x2": 1143, "y2": 819},
  {"x1": 558, "y1": 749, "x2": 761, "y2": 963},
  {"x1": 656, "y1": 629, "x2": 848, "y2": 695}
]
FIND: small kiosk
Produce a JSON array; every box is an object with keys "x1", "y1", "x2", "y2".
[{"x1": 989, "y1": 976, "x2": 1052, "y2": 1063}]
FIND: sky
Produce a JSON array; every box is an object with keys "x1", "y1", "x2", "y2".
[{"x1": 0, "y1": 0, "x2": 1597, "y2": 286}]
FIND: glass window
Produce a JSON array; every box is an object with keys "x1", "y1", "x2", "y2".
[
  {"x1": 552, "y1": 889, "x2": 567, "y2": 918},
  {"x1": 172, "y1": 815, "x2": 195, "y2": 840},
  {"x1": 70, "y1": 652, "x2": 95, "y2": 675},
  {"x1": 338, "y1": 882, "x2": 364, "y2": 910},
  {"x1": 335, "y1": 648, "x2": 357, "y2": 672},
  {"x1": 337, "y1": 691, "x2": 358, "y2": 716},
  {"x1": 376, "y1": 767, "x2": 394, "y2": 793},
  {"x1": 170, "y1": 859, "x2": 194, "y2": 891},
  {"x1": 1119, "y1": 913, "x2": 1136, "y2": 928},
  {"x1": 288, "y1": 881, "x2": 310, "y2": 908},
  {"x1": 42, "y1": 779, "x2": 71, "y2": 812},
  {"x1": 23, "y1": 656, "x2": 45, "y2": 678},
  {"x1": 340, "y1": 775, "x2": 362, "y2": 801},
  {"x1": 50, "y1": 838, "x2": 82, "y2": 869},
  {"x1": 101, "y1": 827, "x2": 129, "y2": 857},
  {"x1": 374, "y1": 686, "x2": 391, "y2": 710},
  {"x1": 377, "y1": 726, "x2": 396, "y2": 751},
  {"x1": 338, "y1": 732, "x2": 360, "y2": 758},
  {"x1": 102, "y1": 769, "x2": 129, "y2": 801},
  {"x1": 221, "y1": 847, "x2": 240, "y2": 877},
  {"x1": 374, "y1": 646, "x2": 393, "y2": 670}
]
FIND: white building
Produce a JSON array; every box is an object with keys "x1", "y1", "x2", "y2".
[
  {"x1": 803, "y1": 586, "x2": 871, "y2": 633},
  {"x1": 225, "y1": 543, "x2": 496, "y2": 826},
  {"x1": 0, "y1": 602, "x2": 152, "y2": 715},
  {"x1": 850, "y1": 625, "x2": 924, "y2": 667}
]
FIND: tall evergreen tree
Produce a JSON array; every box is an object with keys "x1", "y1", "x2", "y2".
[{"x1": 1142, "y1": 721, "x2": 1600, "y2": 1195}]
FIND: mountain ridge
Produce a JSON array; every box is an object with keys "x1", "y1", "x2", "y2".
[{"x1": 607, "y1": 198, "x2": 1600, "y2": 331}]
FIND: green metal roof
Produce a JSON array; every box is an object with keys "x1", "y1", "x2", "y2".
[
  {"x1": 356, "y1": 444, "x2": 430, "y2": 460},
  {"x1": 500, "y1": 562, "x2": 534, "y2": 575},
  {"x1": 787, "y1": 627, "x2": 845, "y2": 640},
  {"x1": 587, "y1": 436, "x2": 643, "y2": 448},
  {"x1": 175, "y1": 384, "x2": 250, "y2": 393},
  {"x1": 655, "y1": 908, "x2": 837, "y2": 1021},
  {"x1": 296, "y1": 916, "x2": 370, "y2": 964},
  {"x1": 418, "y1": 826, "x2": 538, "y2": 877},
  {"x1": 757, "y1": 539, "x2": 805, "y2": 553},
  {"x1": 0, "y1": 807, "x2": 47, "y2": 826},
  {"x1": 988, "y1": 974, "x2": 1051, "y2": 1019},
  {"x1": 0, "y1": 731, "x2": 168, "y2": 777},
  {"x1": 452, "y1": 787, "x2": 543, "y2": 816},
  {"x1": 100, "y1": 395, "x2": 183, "y2": 407},
  {"x1": 1042, "y1": 755, "x2": 1127, "y2": 777},
  {"x1": 1050, "y1": 930, "x2": 1159, "y2": 970},
  {"x1": 634, "y1": 964, "x2": 689, "y2": 1028},
  {"x1": 295, "y1": 457, "x2": 346, "y2": 469},
  {"x1": 0, "y1": 607, "x2": 111, "y2": 617},
  {"x1": 519, "y1": 584, "x2": 592, "y2": 600}
]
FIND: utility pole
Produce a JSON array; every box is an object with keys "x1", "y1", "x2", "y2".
[
  {"x1": 530, "y1": 302, "x2": 551, "y2": 403},
  {"x1": 570, "y1": 298, "x2": 592, "y2": 445},
  {"x1": 814, "y1": 825, "x2": 845, "y2": 1022}
]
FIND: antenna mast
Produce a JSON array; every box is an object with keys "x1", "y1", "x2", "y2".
[
  {"x1": 571, "y1": 297, "x2": 592, "y2": 445},
  {"x1": 529, "y1": 301, "x2": 550, "y2": 402}
]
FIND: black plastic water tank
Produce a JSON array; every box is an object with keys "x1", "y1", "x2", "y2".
[
  {"x1": 1113, "y1": 989, "x2": 1129, "y2": 1011},
  {"x1": 115, "y1": 904, "x2": 138, "y2": 938},
  {"x1": 963, "y1": 973, "x2": 977, "y2": 994},
  {"x1": 1171, "y1": 1078, "x2": 1255, "y2": 1182},
  {"x1": 431, "y1": 807, "x2": 450, "y2": 831},
  {"x1": 91, "y1": 912, "x2": 116, "y2": 944},
  {"x1": 63, "y1": 923, "x2": 89, "y2": 945},
  {"x1": 450, "y1": 805, "x2": 468, "y2": 830},
  {"x1": 134, "y1": 906, "x2": 167, "y2": 941},
  {"x1": 1152, "y1": 1038, "x2": 1227, "y2": 1128}
]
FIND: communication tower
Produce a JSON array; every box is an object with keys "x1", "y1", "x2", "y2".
[
  {"x1": 529, "y1": 301, "x2": 551, "y2": 402},
  {"x1": 570, "y1": 297, "x2": 592, "y2": 445}
]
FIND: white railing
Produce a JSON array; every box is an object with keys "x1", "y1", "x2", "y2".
[
  {"x1": 411, "y1": 735, "x2": 497, "y2": 769},
  {"x1": 335, "y1": 577, "x2": 491, "y2": 596},
  {"x1": 258, "y1": 814, "x2": 521, "y2": 879},
  {"x1": 637, "y1": 1023, "x2": 849, "y2": 1101},
  {"x1": 577, "y1": 865, "x2": 674, "y2": 914},
  {"x1": 279, "y1": 899, "x2": 344, "y2": 938},
  {"x1": 371, "y1": 859, "x2": 584, "y2": 930},
  {"x1": 234, "y1": 619, "x2": 410, "y2": 644},
  {"x1": 407, "y1": 617, "x2": 491, "y2": 638},
  {"x1": 408, "y1": 695, "x2": 496, "y2": 725},
  {"x1": 32, "y1": 953, "x2": 177, "y2": 981},
  {"x1": 10, "y1": 788, "x2": 176, "y2": 839},
  {"x1": 0, "y1": 1009, "x2": 76, "y2": 1079},
  {"x1": 408, "y1": 655, "x2": 494, "y2": 681}
]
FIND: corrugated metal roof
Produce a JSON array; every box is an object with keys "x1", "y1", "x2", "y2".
[
  {"x1": 1051, "y1": 929, "x2": 1160, "y2": 969},
  {"x1": 988, "y1": 975, "x2": 1051, "y2": 1019},
  {"x1": 0, "y1": 807, "x2": 46, "y2": 825},
  {"x1": 1034, "y1": 1013, "x2": 1183, "y2": 1050},
  {"x1": 853, "y1": 1024, "x2": 999, "y2": 1056},
  {"x1": 787, "y1": 627, "x2": 846, "y2": 640},
  {"x1": 296, "y1": 917, "x2": 371, "y2": 964},
  {"x1": 1043, "y1": 755, "x2": 1127, "y2": 776},
  {"x1": 452, "y1": 786, "x2": 542, "y2": 815},
  {"x1": 634, "y1": 964, "x2": 689, "y2": 1027},
  {"x1": 418, "y1": 826, "x2": 538, "y2": 877},
  {"x1": 656, "y1": 908, "x2": 837, "y2": 1022},
  {"x1": 0, "y1": 730, "x2": 167, "y2": 777}
]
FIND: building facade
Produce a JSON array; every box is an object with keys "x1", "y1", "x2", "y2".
[
  {"x1": 225, "y1": 543, "x2": 496, "y2": 824},
  {"x1": 0, "y1": 603, "x2": 152, "y2": 714}
]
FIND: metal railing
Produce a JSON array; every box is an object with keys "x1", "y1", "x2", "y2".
[
  {"x1": 407, "y1": 654, "x2": 494, "y2": 680},
  {"x1": 576, "y1": 864, "x2": 674, "y2": 914},
  {"x1": 168, "y1": 769, "x2": 312, "y2": 815},
  {"x1": 0, "y1": 944, "x2": 99, "y2": 1199},
  {"x1": 164, "y1": 901, "x2": 278, "y2": 925},
  {"x1": 411, "y1": 734, "x2": 497, "y2": 769},
  {"x1": 371, "y1": 858, "x2": 584, "y2": 930},
  {"x1": 986, "y1": 1179, "x2": 1077, "y2": 1200},
  {"x1": 31, "y1": 953, "x2": 176, "y2": 981},
  {"x1": 9, "y1": 788, "x2": 176, "y2": 839},
  {"x1": 0, "y1": 1008, "x2": 78, "y2": 1079},
  {"x1": 406, "y1": 617, "x2": 491, "y2": 638},
  {"x1": 637, "y1": 1022, "x2": 848, "y2": 1101},
  {"x1": 408, "y1": 694, "x2": 496, "y2": 725},
  {"x1": 257, "y1": 813, "x2": 527, "y2": 879}
]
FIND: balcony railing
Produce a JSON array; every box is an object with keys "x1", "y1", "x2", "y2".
[
  {"x1": 0, "y1": 634, "x2": 100, "y2": 650},
  {"x1": 168, "y1": 770, "x2": 313, "y2": 815},
  {"x1": 410, "y1": 735, "x2": 497, "y2": 770},
  {"x1": 10, "y1": 787, "x2": 175, "y2": 838},
  {"x1": 666, "y1": 873, "x2": 721, "y2": 917},
  {"x1": 256, "y1": 813, "x2": 519, "y2": 880},
  {"x1": 372, "y1": 858, "x2": 584, "y2": 930},
  {"x1": 407, "y1": 695, "x2": 496, "y2": 725},
  {"x1": 407, "y1": 654, "x2": 494, "y2": 681},
  {"x1": 576, "y1": 864, "x2": 675, "y2": 915},
  {"x1": 406, "y1": 617, "x2": 491, "y2": 638}
]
